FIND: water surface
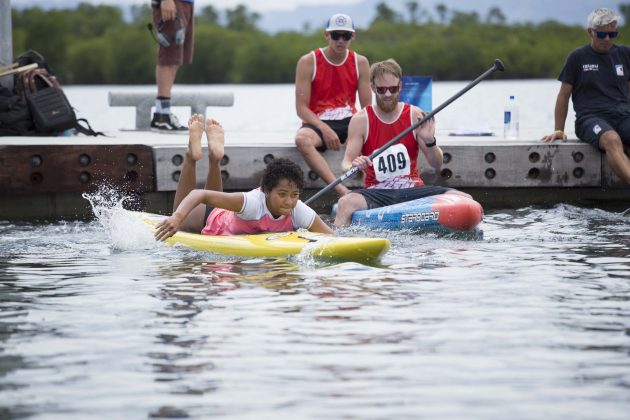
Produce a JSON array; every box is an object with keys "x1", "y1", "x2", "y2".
[{"x1": 1, "y1": 203, "x2": 629, "y2": 419}]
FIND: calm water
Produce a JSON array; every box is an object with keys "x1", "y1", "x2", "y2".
[
  {"x1": 1, "y1": 198, "x2": 630, "y2": 419},
  {"x1": 1, "y1": 83, "x2": 629, "y2": 418}
]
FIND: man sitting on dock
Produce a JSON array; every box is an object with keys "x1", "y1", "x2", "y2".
[
  {"x1": 543, "y1": 8, "x2": 630, "y2": 186},
  {"x1": 294, "y1": 13, "x2": 371, "y2": 197},
  {"x1": 333, "y1": 59, "x2": 472, "y2": 227}
]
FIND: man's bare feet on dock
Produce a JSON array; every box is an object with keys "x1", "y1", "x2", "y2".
[
  {"x1": 187, "y1": 114, "x2": 204, "y2": 161},
  {"x1": 205, "y1": 118, "x2": 225, "y2": 162}
]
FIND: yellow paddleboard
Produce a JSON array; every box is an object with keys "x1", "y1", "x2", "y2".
[{"x1": 136, "y1": 212, "x2": 390, "y2": 261}]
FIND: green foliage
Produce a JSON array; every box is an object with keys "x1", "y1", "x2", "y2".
[
  {"x1": 9, "y1": 3, "x2": 630, "y2": 84},
  {"x1": 65, "y1": 37, "x2": 111, "y2": 84},
  {"x1": 129, "y1": 5, "x2": 153, "y2": 24},
  {"x1": 486, "y1": 6, "x2": 506, "y2": 24},
  {"x1": 106, "y1": 25, "x2": 156, "y2": 84},
  {"x1": 234, "y1": 32, "x2": 304, "y2": 83},
  {"x1": 372, "y1": 2, "x2": 403, "y2": 25},
  {"x1": 178, "y1": 25, "x2": 241, "y2": 83},
  {"x1": 199, "y1": 5, "x2": 220, "y2": 25},
  {"x1": 225, "y1": 4, "x2": 260, "y2": 32}
]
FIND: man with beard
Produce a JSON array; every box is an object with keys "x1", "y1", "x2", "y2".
[
  {"x1": 294, "y1": 13, "x2": 371, "y2": 198},
  {"x1": 333, "y1": 59, "x2": 472, "y2": 227},
  {"x1": 542, "y1": 8, "x2": 630, "y2": 186}
]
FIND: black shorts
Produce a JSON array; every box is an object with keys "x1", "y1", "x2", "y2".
[
  {"x1": 353, "y1": 186, "x2": 451, "y2": 209},
  {"x1": 576, "y1": 113, "x2": 630, "y2": 148},
  {"x1": 301, "y1": 117, "x2": 351, "y2": 152}
]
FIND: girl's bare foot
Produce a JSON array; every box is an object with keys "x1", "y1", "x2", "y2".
[
  {"x1": 187, "y1": 114, "x2": 204, "y2": 161},
  {"x1": 205, "y1": 118, "x2": 225, "y2": 161}
]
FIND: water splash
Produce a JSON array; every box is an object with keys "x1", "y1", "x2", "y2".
[{"x1": 83, "y1": 186, "x2": 156, "y2": 251}]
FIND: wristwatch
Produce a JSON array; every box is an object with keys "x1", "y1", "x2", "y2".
[{"x1": 425, "y1": 137, "x2": 437, "y2": 148}]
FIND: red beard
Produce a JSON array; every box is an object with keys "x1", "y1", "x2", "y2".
[{"x1": 376, "y1": 94, "x2": 399, "y2": 113}]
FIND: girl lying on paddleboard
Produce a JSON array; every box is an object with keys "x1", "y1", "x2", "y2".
[{"x1": 155, "y1": 115, "x2": 333, "y2": 240}]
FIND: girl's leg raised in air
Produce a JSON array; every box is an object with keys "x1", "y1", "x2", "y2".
[
  {"x1": 204, "y1": 118, "x2": 225, "y2": 192},
  {"x1": 172, "y1": 114, "x2": 207, "y2": 232}
]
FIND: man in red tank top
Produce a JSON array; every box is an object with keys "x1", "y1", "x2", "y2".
[
  {"x1": 294, "y1": 13, "x2": 372, "y2": 197},
  {"x1": 333, "y1": 59, "x2": 472, "y2": 227}
]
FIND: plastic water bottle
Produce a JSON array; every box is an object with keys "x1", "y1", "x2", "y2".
[{"x1": 503, "y1": 95, "x2": 519, "y2": 139}]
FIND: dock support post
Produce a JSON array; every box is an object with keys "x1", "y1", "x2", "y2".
[{"x1": 0, "y1": 0, "x2": 13, "y2": 90}]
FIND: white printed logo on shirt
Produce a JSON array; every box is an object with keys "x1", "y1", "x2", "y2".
[
  {"x1": 593, "y1": 124, "x2": 602, "y2": 135},
  {"x1": 373, "y1": 143, "x2": 411, "y2": 182},
  {"x1": 318, "y1": 105, "x2": 353, "y2": 120},
  {"x1": 616, "y1": 64, "x2": 624, "y2": 76}
]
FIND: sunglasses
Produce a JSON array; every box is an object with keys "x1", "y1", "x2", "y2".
[
  {"x1": 374, "y1": 85, "x2": 400, "y2": 95},
  {"x1": 595, "y1": 31, "x2": 618, "y2": 39},
  {"x1": 329, "y1": 31, "x2": 353, "y2": 41}
]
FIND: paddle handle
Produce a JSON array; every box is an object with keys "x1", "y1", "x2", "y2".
[
  {"x1": 0, "y1": 63, "x2": 38, "y2": 78},
  {"x1": 305, "y1": 59, "x2": 505, "y2": 206}
]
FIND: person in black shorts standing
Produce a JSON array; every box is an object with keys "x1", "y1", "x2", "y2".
[
  {"x1": 294, "y1": 13, "x2": 371, "y2": 197},
  {"x1": 543, "y1": 8, "x2": 630, "y2": 185}
]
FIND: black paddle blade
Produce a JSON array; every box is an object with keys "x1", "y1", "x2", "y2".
[{"x1": 494, "y1": 59, "x2": 505, "y2": 71}]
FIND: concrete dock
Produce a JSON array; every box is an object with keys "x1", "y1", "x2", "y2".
[{"x1": 1, "y1": 130, "x2": 629, "y2": 220}]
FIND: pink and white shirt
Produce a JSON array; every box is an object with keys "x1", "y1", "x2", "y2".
[{"x1": 201, "y1": 188, "x2": 316, "y2": 236}]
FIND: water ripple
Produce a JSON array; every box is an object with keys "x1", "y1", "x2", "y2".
[{"x1": 1, "y1": 205, "x2": 630, "y2": 418}]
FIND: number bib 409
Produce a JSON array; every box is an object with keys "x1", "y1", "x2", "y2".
[{"x1": 374, "y1": 144, "x2": 411, "y2": 182}]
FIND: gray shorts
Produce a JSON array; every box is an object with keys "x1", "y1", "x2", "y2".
[
  {"x1": 352, "y1": 186, "x2": 451, "y2": 209},
  {"x1": 576, "y1": 114, "x2": 630, "y2": 148}
]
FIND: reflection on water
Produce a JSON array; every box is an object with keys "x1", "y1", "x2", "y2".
[{"x1": 1, "y1": 204, "x2": 629, "y2": 419}]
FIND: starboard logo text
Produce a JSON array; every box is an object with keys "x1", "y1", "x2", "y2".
[{"x1": 400, "y1": 211, "x2": 440, "y2": 223}]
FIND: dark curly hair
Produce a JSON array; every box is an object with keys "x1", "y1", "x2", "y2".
[{"x1": 260, "y1": 158, "x2": 305, "y2": 192}]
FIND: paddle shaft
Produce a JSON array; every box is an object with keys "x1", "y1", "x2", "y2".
[
  {"x1": 304, "y1": 59, "x2": 505, "y2": 206},
  {"x1": 0, "y1": 63, "x2": 37, "y2": 78}
]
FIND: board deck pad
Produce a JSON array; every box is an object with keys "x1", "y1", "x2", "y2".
[{"x1": 135, "y1": 212, "x2": 390, "y2": 261}]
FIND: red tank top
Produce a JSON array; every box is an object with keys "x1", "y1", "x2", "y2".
[
  {"x1": 362, "y1": 103, "x2": 424, "y2": 189},
  {"x1": 308, "y1": 48, "x2": 359, "y2": 120}
]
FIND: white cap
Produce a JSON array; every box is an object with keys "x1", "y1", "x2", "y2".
[{"x1": 326, "y1": 13, "x2": 355, "y2": 32}]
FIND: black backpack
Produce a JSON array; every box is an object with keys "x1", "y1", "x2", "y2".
[
  {"x1": 13, "y1": 50, "x2": 104, "y2": 137},
  {"x1": 0, "y1": 86, "x2": 36, "y2": 136}
]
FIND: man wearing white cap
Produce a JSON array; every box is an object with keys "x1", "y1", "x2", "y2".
[
  {"x1": 543, "y1": 8, "x2": 630, "y2": 186},
  {"x1": 294, "y1": 13, "x2": 371, "y2": 197}
]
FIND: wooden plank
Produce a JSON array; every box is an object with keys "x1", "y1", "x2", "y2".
[{"x1": 0, "y1": 145, "x2": 155, "y2": 193}]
